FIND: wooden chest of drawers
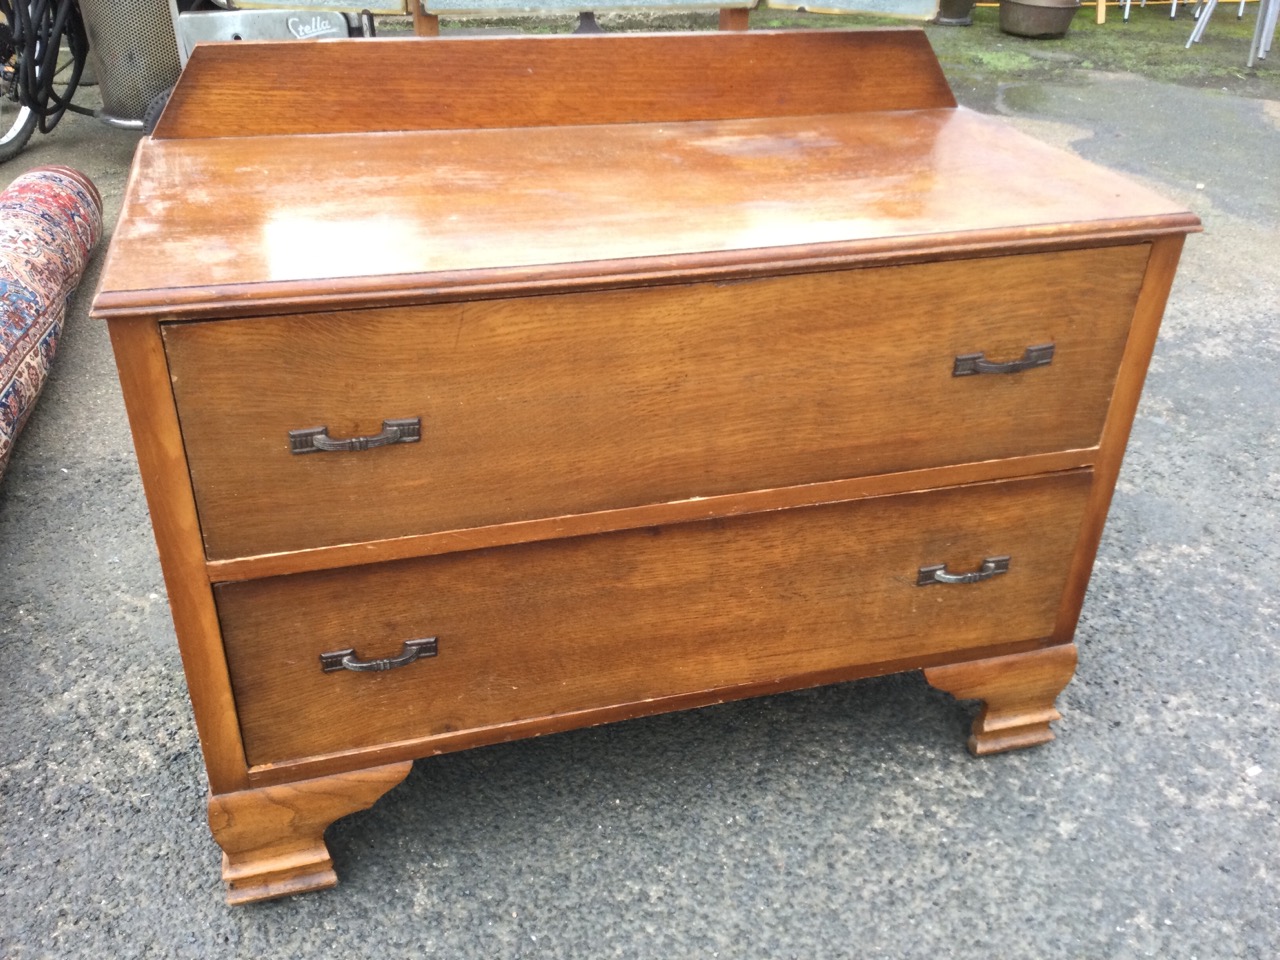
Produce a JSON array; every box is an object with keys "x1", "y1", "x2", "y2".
[{"x1": 92, "y1": 29, "x2": 1198, "y2": 904}]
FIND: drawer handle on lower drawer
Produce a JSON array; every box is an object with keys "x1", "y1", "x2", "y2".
[
  {"x1": 320, "y1": 637, "x2": 438, "y2": 673},
  {"x1": 289, "y1": 417, "x2": 421, "y2": 454},
  {"x1": 917, "y1": 556, "x2": 1010, "y2": 586},
  {"x1": 953, "y1": 344, "x2": 1054, "y2": 376}
]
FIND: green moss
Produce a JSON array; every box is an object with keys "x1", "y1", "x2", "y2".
[
  {"x1": 795, "y1": 5, "x2": 1274, "y2": 99},
  {"x1": 965, "y1": 47, "x2": 1044, "y2": 69},
  {"x1": 929, "y1": 5, "x2": 1279, "y2": 99}
]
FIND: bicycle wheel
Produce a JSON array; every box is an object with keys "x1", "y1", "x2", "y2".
[
  {"x1": 1, "y1": 17, "x2": 37, "y2": 162},
  {"x1": 0, "y1": 97, "x2": 36, "y2": 162}
]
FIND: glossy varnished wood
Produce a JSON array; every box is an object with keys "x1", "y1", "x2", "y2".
[
  {"x1": 96, "y1": 108, "x2": 1196, "y2": 320},
  {"x1": 216, "y1": 472, "x2": 1092, "y2": 767},
  {"x1": 150, "y1": 30, "x2": 955, "y2": 140},
  {"x1": 92, "y1": 31, "x2": 1200, "y2": 902},
  {"x1": 165, "y1": 247, "x2": 1145, "y2": 560}
]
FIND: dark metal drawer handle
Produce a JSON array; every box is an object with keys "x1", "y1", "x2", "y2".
[
  {"x1": 953, "y1": 344, "x2": 1054, "y2": 376},
  {"x1": 289, "y1": 417, "x2": 421, "y2": 455},
  {"x1": 320, "y1": 637, "x2": 438, "y2": 673},
  {"x1": 917, "y1": 556, "x2": 1010, "y2": 586}
]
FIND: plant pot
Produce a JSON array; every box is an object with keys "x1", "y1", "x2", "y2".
[
  {"x1": 935, "y1": 0, "x2": 978, "y2": 25},
  {"x1": 999, "y1": 0, "x2": 1081, "y2": 37}
]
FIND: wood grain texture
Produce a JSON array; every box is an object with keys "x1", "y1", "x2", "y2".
[
  {"x1": 215, "y1": 472, "x2": 1092, "y2": 767},
  {"x1": 924, "y1": 643, "x2": 1078, "y2": 755},
  {"x1": 203, "y1": 449, "x2": 1095, "y2": 583},
  {"x1": 1053, "y1": 235, "x2": 1188, "y2": 642},
  {"x1": 92, "y1": 27, "x2": 1201, "y2": 901},
  {"x1": 208, "y1": 762, "x2": 411, "y2": 904},
  {"x1": 105, "y1": 318, "x2": 249, "y2": 794},
  {"x1": 165, "y1": 247, "x2": 1145, "y2": 560},
  {"x1": 245, "y1": 636, "x2": 1063, "y2": 787},
  {"x1": 152, "y1": 30, "x2": 956, "y2": 140},
  {"x1": 95, "y1": 108, "x2": 1197, "y2": 319}
]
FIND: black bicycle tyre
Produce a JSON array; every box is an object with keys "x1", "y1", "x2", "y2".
[
  {"x1": 0, "y1": 0, "x2": 89, "y2": 161},
  {"x1": 0, "y1": 97, "x2": 37, "y2": 161},
  {"x1": 1, "y1": 9, "x2": 37, "y2": 161}
]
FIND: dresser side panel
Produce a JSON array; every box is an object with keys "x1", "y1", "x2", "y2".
[
  {"x1": 106, "y1": 316, "x2": 250, "y2": 794},
  {"x1": 1053, "y1": 234, "x2": 1189, "y2": 641}
]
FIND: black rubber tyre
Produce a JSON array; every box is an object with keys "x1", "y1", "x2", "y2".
[
  {"x1": 0, "y1": 93, "x2": 37, "y2": 162},
  {"x1": 1, "y1": 16, "x2": 36, "y2": 162},
  {"x1": 142, "y1": 85, "x2": 172, "y2": 136},
  {"x1": 0, "y1": 0, "x2": 90, "y2": 160}
]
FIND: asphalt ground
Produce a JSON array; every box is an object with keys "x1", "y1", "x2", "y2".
[{"x1": 1, "y1": 15, "x2": 1277, "y2": 959}]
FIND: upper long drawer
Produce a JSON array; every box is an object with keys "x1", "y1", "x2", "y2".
[{"x1": 164, "y1": 245, "x2": 1148, "y2": 559}]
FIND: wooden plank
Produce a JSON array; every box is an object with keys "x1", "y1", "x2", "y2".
[
  {"x1": 151, "y1": 30, "x2": 957, "y2": 140},
  {"x1": 105, "y1": 317, "x2": 250, "y2": 794},
  {"x1": 719, "y1": 6, "x2": 751, "y2": 28}
]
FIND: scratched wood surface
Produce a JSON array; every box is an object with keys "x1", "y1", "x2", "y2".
[{"x1": 96, "y1": 109, "x2": 1194, "y2": 319}]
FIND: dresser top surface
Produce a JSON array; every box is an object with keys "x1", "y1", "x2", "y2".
[
  {"x1": 93, "y1": 32, "x2": 1198, "y2": 318},
  {"x1": 96, "y1": 108, "x2": 1195, "y2": 316}
]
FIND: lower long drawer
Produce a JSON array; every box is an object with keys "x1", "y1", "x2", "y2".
[{"x1": 217, "y1": 471, "x2": 1093, "y2": 767}]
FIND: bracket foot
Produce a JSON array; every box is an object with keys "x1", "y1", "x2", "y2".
[
  {"x1": 925, "y1": 644, "x2": 1077, "y2": 756},
  {"x1": 208, "y1": 761, "x2": 412, "y2": 905}
]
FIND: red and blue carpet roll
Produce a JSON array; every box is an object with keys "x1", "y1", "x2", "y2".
[{"x1": 0, "y1": 165, "x2": 102, "y2": 479}]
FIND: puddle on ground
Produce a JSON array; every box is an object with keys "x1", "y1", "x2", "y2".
[{"x1": 990, "y1": 75, "x2": 1280, "y2": 225}]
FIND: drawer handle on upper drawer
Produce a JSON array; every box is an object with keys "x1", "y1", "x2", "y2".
[
  {"x1": 320, "y1": 637, "x2": 438, "y2": 673},
  {"x1": 917, "y1": 556, "x2": 1010, "y2": 586},
  {"x1": 289, "y1": 417, "x2": 421, "y2": 455},
  {"x1": 953, "y1": 344, "x2": 1054, "y2": 376}
]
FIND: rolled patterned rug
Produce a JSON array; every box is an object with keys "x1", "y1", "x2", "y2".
[{"x1": 0, "y1": 165, "x2": 102, "y2": 480}]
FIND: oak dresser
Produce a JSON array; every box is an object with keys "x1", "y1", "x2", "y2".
[{"x1": 92, "y1": 29, "x2": 1199, "y2": 903}]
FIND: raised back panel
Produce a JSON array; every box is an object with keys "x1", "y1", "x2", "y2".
[{"x1": 152, "y1": 29, "x2": 957, "y2": 139}]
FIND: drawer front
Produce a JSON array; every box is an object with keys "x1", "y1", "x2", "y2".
[
  {"x1": 166, "y1": 245, "x2": 1146, "y2": 559},
  {"x1": 218, "y1": 471, "x2": 1092, "y2": 767}
]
